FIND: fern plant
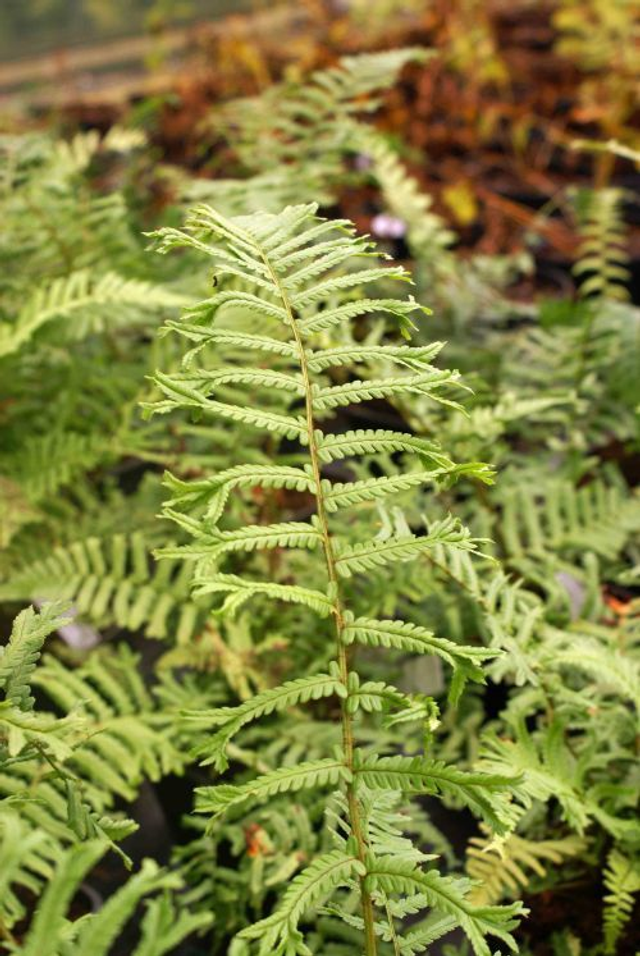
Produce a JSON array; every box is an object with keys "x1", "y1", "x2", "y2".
[
  {"x1": 0, "y1": 601, "x2": 211, "y2": 953},
  {"x1": 572, "y1": 187, "x2": 630, "y2": 302},
  {"x1": 144, "y1": 201, "x2": 525, "y2": 955}
]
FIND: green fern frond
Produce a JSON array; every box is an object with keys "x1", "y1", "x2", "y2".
[
  {"x1": 6, "y1": 835, "x2": 206, "y2": 956},
  {"x1": 341, "y1": 613, "x2": 496, "y2": 678},
  {"x1": 32, "y1": 644, "x2": 182, "y2": 802},
  {"x1": 366, "y1": 857, "x2": 525, "y2": 956},
  {"x1": 480, "y1": 719, "x2": 590, "y2": 832},
  {"x1": 214, "y1": 48, "x2": 430, "y2": 178},
  {"x1": 602, "y1": 849, "x2": 640, "y2": 954},
  {"x1": 192, "y1": 572, "x2": 334, "y2": 619},
  {"x1": 0, "y1": 601, "x2": 70, "y2": 709},
  {"x1": 357, "y1": 755, "x2": 518, "y2": 834},
  {"x1": 0, "y1": 270, "x2": 186, "y2": 357},
  {"x1": 0, "y1": 532, "x2": 207, "y2": 643},
  {"x1": 132, "y1": 895, "x2": 212, "y2": 956},
  {"x1": 147, "y1": 201, "x2": 519, "y2": 954},
  {"x1": 195, "y1": 758, "x2": 350, "y2": 819},
  {"x1": 183, "y1": 670, "x2": 347, "y2": 771},
  {"x1": 237, "y1": 850, "x2": 366, "y2": 956},
  {"x1": 335, "y1": 517, "x2": 486, "y2": 578},
  {"x1": 500, "y1": 478, "x2": 640, "y2": 563},
  {"x1": 316, "y1": 429, "x2": 453, "y2": 467},
  {"x1": 572, "y1": 187, "x2": 630, "y2": 300}
]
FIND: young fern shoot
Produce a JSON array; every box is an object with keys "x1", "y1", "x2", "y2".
[{"x1": 146, "y1": 204, "x2": 524, "y2": 956}]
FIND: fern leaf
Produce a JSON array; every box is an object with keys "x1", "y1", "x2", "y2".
[
  {"x1": 238, "y1": 850, "x2": 366, "y2": 956},
  {"x1": 306, "y1": 340, "x2": 443, "y2": 372},
  {"x1": 168, "y1": 366, "x2": 305, "y2": 396},
  {"x1": 0, "y1": 533, "x2": 205, "y2": 643},
  {"x1": 148, "y1": 371, "x2": 306, "y2": 439},
  {"x1": 71, "y1": 860, "x2": 180, "y2": 956},
  {"x1": 324, "y1": 471, "x2": 454, "y2": 511},
  {"x1": 0, "y1": 602, "x2": 71, "y2": 709},
  {"x1": 341, "y1": 613, "x2": 495, "y2": 676},
  {"x1": 19, "y1": 840, "x2": 106, "y2": 956},
  {"x1": 165, "y1": 321, "x2": 297, "y2": 360},
  {"x1": 192, "y1": 572, "x2": 333, "y2": 618},
  {"x1": 184, "y1": 671, "x2": 346, "y2": 770},
  {"x1": 312, "y1": 369, "x2": 464, "y2": 413},
  {"x1": 602, "y1": 849, "x2": 640, "y2": 954},
  {"x1": 316, "y1": 429, "x2": 452, "y2": 468},
  {"x1": 0, "y1": 270, "x2": 186, "y2": 357},
  {"x1": 132, "y1": 896, "x2": 212, "y2": 956},
  {"x1": 195, "y1": 758, "x2": 350, "y2": 819},
  {"x1": 358, "y1": 755, "x2": 518, "y2": 834},
  {"x1": 366, "y1": 858, "x2": 525, "y2": 956},
  {"x1": 335, "y1": 517, "x2": 483, "y2": 578},
  {"x1": 160, "y1": 519, "x2": 321, "y2": 561},
  {"x1": 466, "y1": 829, "x2": 586, "y2": 905},
  {"x1": 298, "y1": 296, "x2": 426, "y2": 335},
  {"x1": 164, "y1": 464, "x2": 315, "y2": 515}
]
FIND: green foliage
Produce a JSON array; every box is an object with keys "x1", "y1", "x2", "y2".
[
  {"x1": 572, "y1": 187, "x2": 630, "y2": 301},
  {"x1": 0, "y1": 39, "x2": 638, "y2": 956},
  {"x1": 602, "y1": 849, "x2": 640, "y2": 954},
  {"x1": 466, "y1": 828, "x2": 586, "y2": 904},
  {"x1": 145, "y1": 201, "x2": 525, "y2": 955},
  {"x1": 0, "y1": 603, "x2": 210, "y2": 952}
]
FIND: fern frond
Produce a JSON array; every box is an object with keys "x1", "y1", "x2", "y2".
[
  {"x1": 0, "y1": 532, "x2": 206, "y2": 643},
  {"x1": 9, "y1": 836, "x2": 202, "y2": 956},
  {"x1": 299, "y1": 297, "x2": 426, "y2": 336},
  {"x1": 164, "y1": 464, "x2": 315, "y2": 520},
  {"x1": 195, "y1": 758, "x2": 350, "y2": 819},
  {"x1": 572, "y1": 187, "x2": 630, "y2": 300},
  {"x1": 466, "y1": 828, "x2": 586, "y2": 904},
  {"x1": 356, "y1": 125, "x2": 456, "y2": 259},
  {"x1": 160, "y1": 519, "x2": 322, "y2": 561},
  {"x1": 500, "y1": 478, "x2": 640, "y2": 563},
  {"x1": 192, "y1": 572, "x2": 334, "y2": 618},
  {"x1": 0, "y1": 270, "x2": 186, "y2": 357},
  {"x1": 238, "y1": 850, "x2": 366, "y2": 956},
  {"x1": 0, "y1": 811, "x2": 54, "y2": 929},
  {"x1": 357, "y1": 755, "x2": 518, "y2": 834},
  {"x1": 335, "y1": 517, "x2": 485, "y2": 578},
  {"x1": 18, "y1": 839, "x2": 106, "y2": 956},
  {"x1": 316, "y1": 429, "x2": 453, "y2": 468},
  {"x1": 183, "y1": 670, "x2": 347, "y2": 771},
  {"x1": 148, "y1": 370, "x2": 307, "y2": 440},
  {"x1": 0, "y1": 601, "x2": 70, "y2": 709},
  {"x1": 602, "y1": 849, "x2": 640, "y2": 954},
  {"x1": 148, "y1": 200, "x2": 517, "y2": 953},
  {"x1": 32, "y1": 645, "x2": 182, "y2": 802},
  {"x1": 313, "y1": 369, "x2": 464, "y2": 414},
  {"x1": 366, "y1": 857, "x2": 525, "y2": 956},
  {"x1": 132, "y1": 895, "x2": 212, "y2": 956},
  {"x1": 341, "y1": 613, "x2": 496, "y2": 678},
  {"x1": 480, "y1": 719, "x2": 589, "y2": 832},
  {"x1": 324, "y1": 471, "x2": 448, "y2": 511},
  {"x1": 164, "y1": 320, "x2": 297, "y2": 359},
  {"x1": 306, "y1": 340, "x2": 443, "y2": 372}
]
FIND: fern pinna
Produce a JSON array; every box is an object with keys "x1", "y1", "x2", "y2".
[{"x1": 146, "y1": 203, "x2": 525, "y2": 955}]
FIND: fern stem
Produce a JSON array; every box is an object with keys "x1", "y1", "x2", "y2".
[{"x1": 261, "y1": 256, "x2": 379, "y2": 956}]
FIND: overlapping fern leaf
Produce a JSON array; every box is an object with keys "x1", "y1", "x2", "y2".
[
  {"x1": 602, "y1": 849, "x2": 640, "y2": 954},
  {"x1": 145, "y1": 202, "x2": 524, "y2": 955},
  {"x1": 0, "y1": 822, "x2": 211, "y2": 955},
  {"x1": 0, "y1": 601, "x2": 186, "y2": 937}
]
